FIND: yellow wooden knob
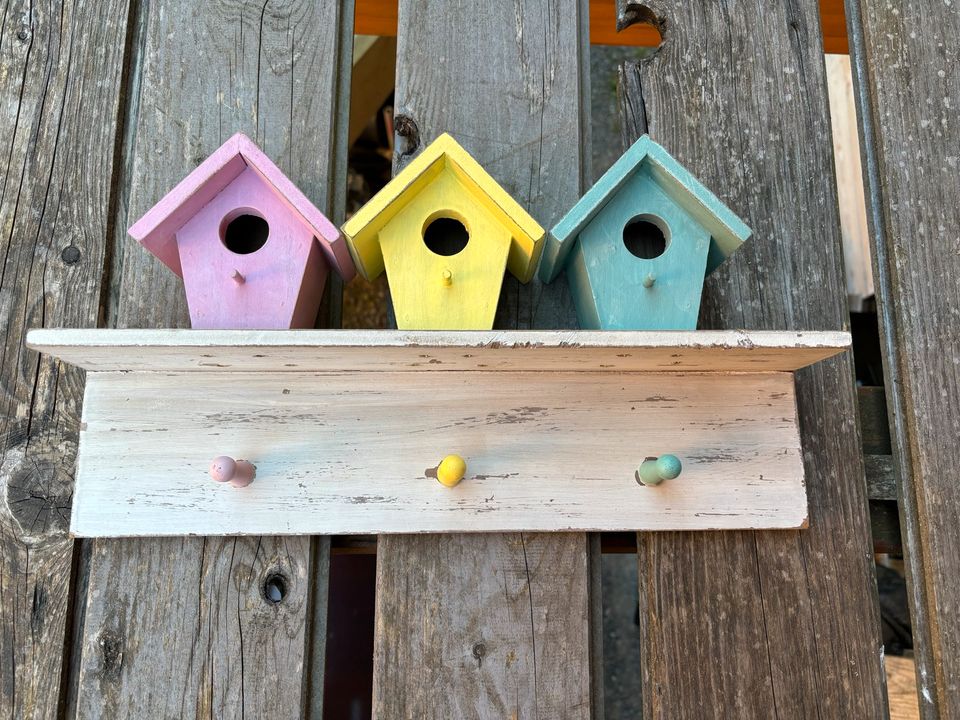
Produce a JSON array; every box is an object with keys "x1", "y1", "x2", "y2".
[
  {"x1": 437, "y1": 454, "x2": 466, "y2": 487},
  {"x1": 441, "y1": 269, "x2": 453, "y2": 287}
]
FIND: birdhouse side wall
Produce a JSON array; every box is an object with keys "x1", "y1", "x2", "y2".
[
  {"x1": 290, "y1": 239, "x2": 330, "y2": 328},
  {"x1": 177, "y1": 168, "x2": 325, "y2": 329},
  {"x1": 578, "y1": 168, "x2": 712, "y2": 330},
  {"x1": 378, "y1": 168, "x2": 512, "y2": 330},
  {"x1": 566, "y1": 244, "x2": 601, "y2": 329}
]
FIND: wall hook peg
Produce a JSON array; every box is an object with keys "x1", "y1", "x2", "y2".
[
  {"x1": 637, "y1": 454, "x2": 682, "y2": 486},
  {"x1": 436, "y1": 454, "x2": 466, "y2": 487},
  {"x1": 209, "y1": 455, "x2": 256, "y2": 488}
]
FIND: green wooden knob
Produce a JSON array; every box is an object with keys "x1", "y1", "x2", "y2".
[
  {"x1": 637, "y1": 454, "x2": 682, "y2": 486},
  {"x1": 656, "y1": 454, "x2": 682, "y2": 480}
]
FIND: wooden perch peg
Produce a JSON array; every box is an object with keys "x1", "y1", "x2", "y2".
[
  {"x1": 209, "y1": 455, "x2": 256, "y2": 488},
  {"x1": 436, "y1": 454, "x2": 466, "y2": 487},
  {"x1": 231, "y1": 270, "x2": 245, "y2": 285},
  {"x1": 441, "y1": 269, "x2": 453, "y2": 287},
  {"x1": 637, "y1": 454, "x2": 682, "y2": 486}
]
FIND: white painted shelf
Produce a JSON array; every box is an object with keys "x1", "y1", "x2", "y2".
[{"x1": 27, "y1": 329, "x2": 850, "y2": 537}]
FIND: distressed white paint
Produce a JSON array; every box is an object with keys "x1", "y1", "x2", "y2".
[
  {"x1": 28, "y1": 328, "x2": 849, "y2": 373},
  {"x1": 24, "y1": 329, "x2": 849, "y2": 536}
]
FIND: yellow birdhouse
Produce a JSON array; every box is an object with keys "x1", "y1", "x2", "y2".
[{"x1": 342, "y1": 134, "x2": 545, "y2": 329}]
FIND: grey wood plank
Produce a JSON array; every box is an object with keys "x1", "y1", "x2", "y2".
[
  {"x1": 75, "y1": 1, "x2": 353, "y2": 716},
  {"x1": 373, "y1": 0, "x2": 597, "y2": 716},
  {"x1": 0, "y1": 1, "x2": 131, "y2": 716},
  {"x1": 847, "y1": 0, "x2": 960, "y2": 715},
  {"x1": 616, "y1": 1, "x2": 887, "y2": 716}
]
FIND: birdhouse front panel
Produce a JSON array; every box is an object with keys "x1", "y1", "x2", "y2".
[
  {"x1": 128, "y1": 133, "x2": 353, "y2": 330},
  {"x1": 342, "y1": 134, "x2": 545, "y2": 330},
  {"x1": 573, "y1": 168, "x2": 712, "y2": 330},
  {"x1": 540, "y1": 136, "x2": 752, "y2": 330},
  {"x1": 379, "y1": 167, "x2": 513, "y2": 330},
  {"x1": 177, "y1": 167, "x2": 329, "y2": 329}
]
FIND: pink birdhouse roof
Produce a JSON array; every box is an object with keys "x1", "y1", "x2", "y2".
[{"x1": 128, "y1": 133, "x2": 355, "y2": 281}]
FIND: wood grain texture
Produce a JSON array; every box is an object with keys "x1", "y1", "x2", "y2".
[
  {"x1": 847, "y1": 0, "x2": 960, "y2": 715},
  {"x1": 373, "y1": 0, "x2": 596, "y2": 716},
  {"x1": 352, "y1": 0, "x2": 851, "y2": 54},
  {"x1": 70, "y1": 370, "x2": 807, "y2": 535},
  {"x1": 0, "y1": 1, "x2": 131, "y2": 716},
  {"x1": 27, "y1": 328, "x2": 850, "y2": 372},
  {"x1": 617, "y1": 1, "x2": 887, "y2": 716},
  {"x1": 825, "y1": 54, "x2": 873, "y2": 311},
  {"x1": 75, "y1": 1, "x2": 353, "y2": 716},
  {"x1": 374, "y1": 532, "x2": 591, "y2": 718},
  {"x1": 885, "y1": 656, "x2": 921, "y2": 720}
]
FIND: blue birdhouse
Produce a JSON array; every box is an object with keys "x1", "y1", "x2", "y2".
[{"x1": 538, "y1": 136, "x2": 751, "y2": 330}]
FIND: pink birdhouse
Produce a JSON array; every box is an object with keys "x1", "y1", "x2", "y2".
[{"x1": 128, "y1": 133, "x2": 355, "y2": 329}]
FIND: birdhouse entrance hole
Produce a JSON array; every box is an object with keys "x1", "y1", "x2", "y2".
[
  {"x1": 423, "y1": 215, "x2": 469, "y2": 256},
  {"x1": 623, "y1": 215, "x2": 668, "y2": 259},
  {"x1": 221, "y1": 210, "x2": 269, "y2": 255}
]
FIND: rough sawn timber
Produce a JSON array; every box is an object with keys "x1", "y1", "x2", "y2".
[
  {"x1": 372, "y1": 0, "x2": 597, "y2": 717},
  {"x1": 72, "y1": 1, "x2": 353, "y2": 717},
  {"x1": 616, "y1": 0, "x2": 887, "y2": 717},
  {"x1": 0, "y1": 1, "x2": 131, "y2": 717},
  {"x1": 847, "y1": 0, "x2": 960, "y2": 715}
]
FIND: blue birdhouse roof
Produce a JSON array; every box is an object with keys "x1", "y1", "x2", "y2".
[{"x1": 539, "y1": 135, "x2": 752, "y2": 282}]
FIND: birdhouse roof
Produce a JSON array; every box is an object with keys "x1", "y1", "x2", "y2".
[
  {"x1": 128, "y1": 132, "x2": 355, "y2": 281},
  {"x1": 539, "y1": 135, "x2": 751, "y2": 282},
  {"x1": 342, "y1": 133, "x2": 545, "y2": 283}
]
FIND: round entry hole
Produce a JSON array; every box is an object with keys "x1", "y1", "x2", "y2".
[{"x1": 623, "y1": 216, "x2": 668, "y2": 259}]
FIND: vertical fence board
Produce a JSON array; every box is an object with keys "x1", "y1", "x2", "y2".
[
  {"x1": 372, "y1": 1, "x2": 596, "y2": 717},
  {"x1": 847, "y1": 0, "x2": 960, "y2": 716},
  {"x1": 0, "y1": 1, "x2": 131, "y2": 717},
  {"x1": 617, "y1": 1, "x2": 887, "y2": 716},
  {"x1": 74, "y1": 2, "x2": 352, "y2": 716}
]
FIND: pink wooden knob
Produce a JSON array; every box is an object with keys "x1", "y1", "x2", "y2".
[{"x1": 209, "y1": 456, "x2": 256, "y2": 488}]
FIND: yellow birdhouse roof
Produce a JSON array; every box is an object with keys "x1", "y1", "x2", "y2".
[{"x1": 342, "y1": 133, "x2": 545, "y2": 283}]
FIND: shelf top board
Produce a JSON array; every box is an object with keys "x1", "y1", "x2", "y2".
[{"x1": 27, "y1": 328, "x2": 850, "y2": 374}]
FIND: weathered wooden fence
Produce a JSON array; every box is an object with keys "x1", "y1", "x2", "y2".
[{"x1": 1, "y1": 0, "x2": 955, "y2": 717}]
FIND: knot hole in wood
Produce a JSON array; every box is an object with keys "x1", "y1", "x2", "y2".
[
  {"x1": 616, "y1": 1, "x2": 666, "y2": 46},
  {"x1": 393, "y1": 112, "x2": 421, "y2": 159},
  {"x1": 262, "y1": 572, "x2": 288, "y2": 605}
]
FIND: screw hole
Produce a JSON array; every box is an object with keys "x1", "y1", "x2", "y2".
[
  {"x1": 423, "y1": 216, "x2": 469, "y2": 256},
  {"x1": 263, "y1": 573, "x2": 287, "y2": 604},
  {"x1": 221, "y1": 211, "x2": 269, "y2": 255},
  {"x1": 623, "y1": 215, "x2": 668, "y2": 259}
]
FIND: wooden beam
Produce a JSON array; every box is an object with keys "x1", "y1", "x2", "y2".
[
  {"x1": 355, "y1": 0, "x2": 850, "y2": 54},
  {"x1": 848, "y1": 0, "x2": 960, "y2": 715},
  {"x1": 0, "y1": 1, "x2": 131, "y2": 716},
  {"x1": 72, "y1": 1, "x2": 354, "y2": 716},
  {"x1": 372, "y1": 0, "x2": 598, "y2": 715},
  {"x1": 617, "y1": 1, "x2": 887, "y2": 716}
]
